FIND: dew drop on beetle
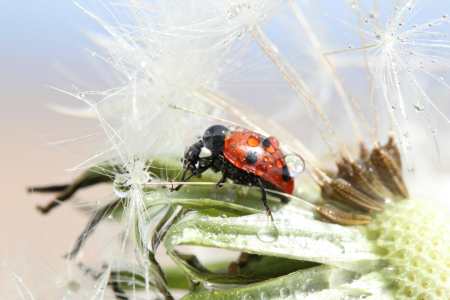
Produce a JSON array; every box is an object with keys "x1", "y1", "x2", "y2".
[{"x1": 284, "y1": 153, "x2": 305, "y2": 177}]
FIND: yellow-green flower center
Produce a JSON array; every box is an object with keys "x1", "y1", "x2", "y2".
[{"x1": 369, "y1": 199, "x2": 450, "y2": 299}]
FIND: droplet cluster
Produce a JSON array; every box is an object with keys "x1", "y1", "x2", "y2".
[{"x1": 369, "y1": 200, "x2": 450, "y2": 299}]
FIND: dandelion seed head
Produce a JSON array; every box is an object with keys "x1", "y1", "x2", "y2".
[{"x1": 369, "y1": 199, "x2": 450, "y2": 299}]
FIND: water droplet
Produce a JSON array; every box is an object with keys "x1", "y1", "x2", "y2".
[
  {"x1": 113, "y1": 175, "x2": 132, "y2": 197},
  {"x1": 268, "y1": 137, "x2": 279, "y2": 151},
  {"x1": 399, "y1": 21, "x2": 404, "y2": 26},
  {"x1": 348, "y1": 44, "x2": 353, "y2": 49},
  {"x1": 243, "y1": 295, "x2": 253, "y2": 300},
  {"x1": 260, "y1": 292, "x2": 270, "y2": 300},
  {"x1": 144, "y1": 260, "x2": 151, "y2": 267},
  {"x1": 67, "y1": 279, "x2": 81, "y2": 293},
  {"x1": 200, "y1": 215, "x2": 209, "y2": 221},
  {"x1": 407, "y1": 166, "x2": 414, "y2": 173},
  {"x1": 219, "y1": 213, "x2": 227, "y2": 218},
  {"x1": 444, "y1": 14, "x2": 448, "y2": 18},
  {"x1": 433, "y1": 129, "x2": 438, "y2": 135},
  {"x1": 263, "y1": 156, "x2": 269, "y2": 162},
  {"x1": 280, "y1": 288, "x2": 290, "y2": 298},
  {"x1": 275, "y1": 158, "x2": 285, "y2": 168},
  {"x1": 439, "y1": 77, "x2": 444, "y2": 82},
  {"x1": 95, "y1": 201, "x2": 100, "y2": 206},
  {"x1": 137, "y1": 171, "x2": 150, "y2": 184},
  {"x1": 237, "y1": 31, "x2": 245, "y2": 39},
  {"x1": 268, "y1": 162, "x2": 273, "y2": 168},
  {"x1": 256, "y1": 164, "x2": 268, "y2": 176},
  {"x1": 414, "y1": 102, "x2": 424, "y2": 112},
  {"x1": 257, "y1": 225, "x2": 279, "y2": 243},
  {"x1": 284, "y1": 154, "x2": 305, "y2": 177},
  {"x1": 227, "y1": 230, "x2": 237, "y2": 239},
  {"x1": 247, "y1": 135, "x2": 261, "y2": 147}
]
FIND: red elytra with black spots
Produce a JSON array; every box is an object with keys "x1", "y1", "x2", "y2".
[{"x1": 223, "y1": 128, "x2": 294, "y2": 195}]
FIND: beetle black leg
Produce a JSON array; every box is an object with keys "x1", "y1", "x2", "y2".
[
  {"x1": 256, "y1": 178, "x2": 274, "y2": 222},
  {"x1": 180, "y1": 167, "x2": 189, "y2": 181},
  {"x1": 171, "y1": 161, "x2": 213, "y2": 192},
  {"x1": 216, "y1": 162, "x2": 229, "y2": 188}
]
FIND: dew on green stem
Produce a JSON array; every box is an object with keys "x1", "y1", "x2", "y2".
[{"x1": 257, "y1": 224, "x2": 279, "y2": 243}]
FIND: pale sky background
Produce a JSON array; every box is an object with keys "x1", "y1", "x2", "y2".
[{"x1": 0, "y1": 0, "x2": 111, "y2": 260}]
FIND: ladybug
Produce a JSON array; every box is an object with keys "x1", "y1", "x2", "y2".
[{"x1": 173, "y1": 125, "x2": 299, "y2": 221}]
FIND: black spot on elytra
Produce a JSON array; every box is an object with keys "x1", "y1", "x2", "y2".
[
  {"x1": 246, "y1": 151, "x2": 258, "y2": 165},
  {"x1": 282, "y1": 165, "x2": 291, "y2": 182},
  {"x1": 262, "y1": 138, "x2": 271, "y2": 148}
]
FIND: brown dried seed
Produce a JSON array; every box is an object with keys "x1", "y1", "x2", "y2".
[
  {"x1": 382, "y1": 135, "x2": 402, "y2": 169},
  {"x1": 337, "y1": 157, "x2": 393, "y2": 204},
  {"x1": 370, "y1": 147, "x2": 409, "y2": 199},
  {"x1": 359, "y1": 142, "x2": 370, "y2": 161},
  {"x1": 322, "y1": 179, "x2": 385, "y2": 212},
  {"x1": 315, "y1": 205, "x2": 372, "y2": 225}
]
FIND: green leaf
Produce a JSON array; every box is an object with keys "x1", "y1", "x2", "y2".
[
  {"x1": 230, "y1": 254, "x2": 320, "y2": 278},
  {"x1": 164, "y1": 214, "x2": 384, "y2": 272},
  {"x1": 180, "y1": 265, "x2": 362, "y2": 300}
]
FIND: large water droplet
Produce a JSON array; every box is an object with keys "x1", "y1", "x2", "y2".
[
  {"x1": 257, "y1": 224, "x2": 279, "y2": 243},
  {"x1": 268, "y1": 136, "x2": 279, "y2": 151},
  {"x1": 280, "y1": 287, "x2": 290, "y2": 298},
  {"x1": 113, "y1": 175, "x2": 132, "y2": 197},
  {"x1": 414, "y1": 102, "x2": 424, "y2": 112},
  {"x1": 67, "y1": 279, "x2": 81, "y2": 293},
  {"x1": 247, "y1": 135, "x2": 261, "y2": 147},
  {"x1": 284, "y1": 154, "x2": 305, "y2": 177},
  {"x1": 137, "y1": 170, "x2": 150, "y2": 184},
  {"x1": 243, "y1": 295, "x2": 253, "y2": 300}
]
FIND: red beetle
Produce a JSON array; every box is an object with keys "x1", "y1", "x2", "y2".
[{"x1": 174, "y1": 125, "x2": 302, "y2": 220}]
